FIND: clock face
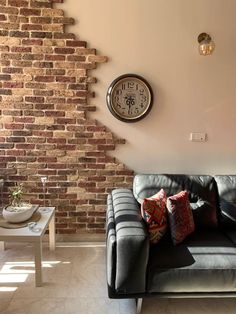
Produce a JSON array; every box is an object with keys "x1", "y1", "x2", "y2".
[{"x1": 106, "y1": 74, "x2": 153, "y2": 122}]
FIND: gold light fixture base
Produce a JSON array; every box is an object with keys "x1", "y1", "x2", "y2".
[
  {"x1": 198, "y1": 33, "x2": 212, "y2": 43},
  {"x1": 198, "y1": 32, "x2": 215, "y2": 56}
]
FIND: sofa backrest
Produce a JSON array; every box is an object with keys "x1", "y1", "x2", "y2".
[
  {"x1": 214, "y1": 175, "x2": 236, "y2": 228},
  {"x1": 133, "y1": 174, "x2": 218, "y2": 229}
]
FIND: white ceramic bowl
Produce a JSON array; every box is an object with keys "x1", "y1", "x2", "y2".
[{"x1": 3, "y1": 203, "x2": 35, "y2": 223}]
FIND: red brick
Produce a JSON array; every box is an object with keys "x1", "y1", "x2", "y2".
[
  {"x1": 14, "y1": 117, "x2": 35, "y2": 123},
  {"x1": 53, "y1": 17, "x2": 74, "y2": 24},
  {"x1": 34, "y1": 90, "x2": 53, "y2": 97},
  {"x1": 12, "y1": 60, "x2": 32, "y2": 67},
  {"x1": 0, "y1": 6, "x2": 18, "y2": 14},
  {"x1": 7, "y1": 149, "x2": 25, "y2": 156},
  {"x1": 53, "y1": 32, "x2": 75, "y2": 39},
  {"x1": 46, "y1": 97, "x2": 65, "y2": 103},
  {"x1": 46, "y1": 124, "x2": 64, "y2": 130},
  {"x1": 31, "y1": 16, "x2": 51, "y2": 24},
  {"x1": 0, "y1": 14, "x2": 6, "y2": 21},
  {"x1": 116, "y1": 170, "x2": 134, "y2": 175},
  {"x1": 66, "y1": 98, "x2": 86, "y2": 104},
  {"x1": 6, "y1": 137, "x2": 25, "y2": 143},
  {"x1": 25, "y1": 82, "x2": 46, "y2": 89},
  {"x1": 45, "y1": 54, "x2": 65, "y2": 61},
  {"x1": 0, "y1": 74, "x2": 11, "y2": 80},
  {"x1": 9, "y1": 31, "x2": 29, "y2": 37},
  {"x1": 54, "y1": 47, "x2": 75, "y2": 54},
  {"x1": 2, "y1": 67, "x2": 23, "y2": 73},
  {"x1": 47, "y1": 138, "x2": 66, "y2": 144},
  {"x1": 31, "y1": 31, "x2": 52, "y2": 38},
  {"x1": 0, "y1": 156, "x2": 16, "y2": 162},
  {"x1": 88, "y1": 164, "x2": 105, "y2": 170},
  {"x1": 11, "y1": 46, "x2": 31, "y2": 52},
  {"x1": 5, "y1": 123, "x2": 23, "y2": 130},
  {"x1": 34, "y1": 61, "x2": 53, "y2": 68},
  {"x1": 7, "y1": 176, "x2": 28, "y2": 183},
  {"x1": 35, "y1": 103, "x2": 54, "y2": 109},
  {"x1": 56, "y1": 144, "x2": 75, "y2": 150},
  {"x1": 97, "y1": 144, "x2": 115, "y2": 151},
  {"x1": 13, "y1": 130, "x2": 32, "y2": 136},
  {"x1": 88, "y1": 139, "x2": 106, "y2": 145},
  {"x1": 20, "y1": 8, "x2": 41, "y2": 16},
  {"x1": 25, "y1": 96, "x2": 44, "y2": 103},
  {"x1": 46, "y1": 69, "x2": 65, "y2": 75},
  {"x1": 30, "y1": 1, "x2": 52, "y2": 8},
  {"x1": 8, "y1": 0, "x2": 28, "y2": 7},
  {"x1": 0, "y1": 144, "x2": 13, "y2": 150},
  {"x1": 27, "y1": 137, "x2": 45, "y2": 143},
  {"x1": 15, "y1": 144, "x2": 35, "y2": 149},
  {"x1": 45, "y1": 110, "x2": 64, "y2": 117},
  {"x1": 0, "y1": 30, "x2": 8, "y2": 36},
  {"x1": 35, "y1": 76, "x2": 54, "y2": 82},
  {"x1": 22, "y1": 24, "x2": 42, "y2": 30},
  {"x1": 68, "y1": 139, "x2": 86, "y2": 145},
  {"x1": 56, "y1": 76, "x2": 75, "y2": 83},
  {"x1": 86, "y1": 152, "x2": 105, "y2": 157},
  {"x1": 56, "y1": 118, "x2": 76, "y2": 124},
  {"x1": 3, "y1": 109, "x2": 21, "y2": 115},
  {"x1": 33, "y1": 130, "x2": 53, "y2": 137},
  {"x1": 88, "y1": 176, "x2": 106, "y2": 182},
  {"x1": 22, "y1": 39, "x2": 43, "y2": 45},
  {"x1": 66, "y1": 40, "x2": 86, "y2": 47},
  {"x1": 24, "y1": 110, "x2": 44, "y2": 117},
  {"x1": 98, "y1": 157, "x2": 116, "y2": 163},
  {"x1": 67, "y1": 55, "x2": 85, "y2": 62}
]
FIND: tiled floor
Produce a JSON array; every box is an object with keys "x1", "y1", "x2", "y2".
[{"x1": 0, "y1": 242, "x2": 236, "y2": 313}]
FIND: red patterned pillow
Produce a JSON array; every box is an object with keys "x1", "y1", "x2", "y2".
[
  {"x1": 167, "y1": 190, "x2": 195, "y2": 245},
  {"x1": 141, "y1": 189, "x2": 167, "y2": 244}
]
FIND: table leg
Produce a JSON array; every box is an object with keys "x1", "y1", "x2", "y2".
[
  {"x1": 49, "y1": 213, "x2": 55, "y2": 251},
  {"x1": 0, "y1": 241, "x2": 5, "y2": 251},
  {"x1": 34, "y1": 241, "x2": 42, "y2": 287}
]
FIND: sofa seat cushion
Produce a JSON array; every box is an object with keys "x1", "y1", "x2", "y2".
[{"x1": 147, "y1": 230, "x2": 236, "y2": 293}]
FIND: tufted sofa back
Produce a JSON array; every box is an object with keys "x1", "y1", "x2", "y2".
[{"x1": 133, "y1": 174, "x2": 219, "y2": 229}]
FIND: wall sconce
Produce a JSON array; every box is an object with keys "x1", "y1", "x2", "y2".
[{"x1": 198, "y1": 33, "x2": 215, "y2": 56}]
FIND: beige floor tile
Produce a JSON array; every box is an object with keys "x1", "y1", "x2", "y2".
[
  {"x1": 86, "y1": 297, "x2": 120, "y2": 314},
  {"x1": 0, "y1": 298, "x2": 12, "y2": 313},
  {"x1": 141, "y1": 298, "x2": 175, "y2": 314},
  {"x1": 3, "y1": 297, "x2": 67, "y2": 314},
  {"x1": 118, "y1": 298, "x2": 137, "y2": 314},
  {"x1": 1, "y1": 243, "x2": 236, "y2": 314}
]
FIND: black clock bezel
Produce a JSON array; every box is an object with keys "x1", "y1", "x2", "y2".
[{"x1": 106, "y1": 73, "x2": 153, "y2": 123}]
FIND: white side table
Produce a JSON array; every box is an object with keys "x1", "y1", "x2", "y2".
[{"x1": 0, "y1": 207, "x2": 56, "y2": 287}]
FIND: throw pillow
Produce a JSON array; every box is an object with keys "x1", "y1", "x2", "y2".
[
  {"x1": 141, "y1": 189, "x2": 167, "y2": 244},
  {"x1": 167, "y1": 190, "x2": 195, "y2": 245}
]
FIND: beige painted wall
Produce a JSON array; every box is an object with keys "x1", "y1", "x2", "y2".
[{"x1": 60, "y1": 0, "x2": 236, "y2": 174}]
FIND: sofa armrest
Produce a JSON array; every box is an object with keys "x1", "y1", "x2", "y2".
[{"x1": 106, "y1": 188, "x2": 149, "y2": 296}]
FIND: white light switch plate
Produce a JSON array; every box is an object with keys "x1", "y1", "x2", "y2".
[{"x1": 190, "y1": 132, "x2": 207, "y2": 142}]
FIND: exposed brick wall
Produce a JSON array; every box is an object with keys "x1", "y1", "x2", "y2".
[{"x1": 0, "y1": 0, "x2": 134, "y2": 234}]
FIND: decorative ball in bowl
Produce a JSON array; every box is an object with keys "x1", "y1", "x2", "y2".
[{"x1": 3, "y1": 202, "x2": 35, "y2": 223}]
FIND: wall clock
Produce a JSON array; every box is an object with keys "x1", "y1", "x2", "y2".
[{"x1": 106, "y1": 74, "x2": 153, "y2": 122}]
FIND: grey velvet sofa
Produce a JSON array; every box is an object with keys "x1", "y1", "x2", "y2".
[{"x1": 106, "y1": 174, "x2": 236, "y2": 313}]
